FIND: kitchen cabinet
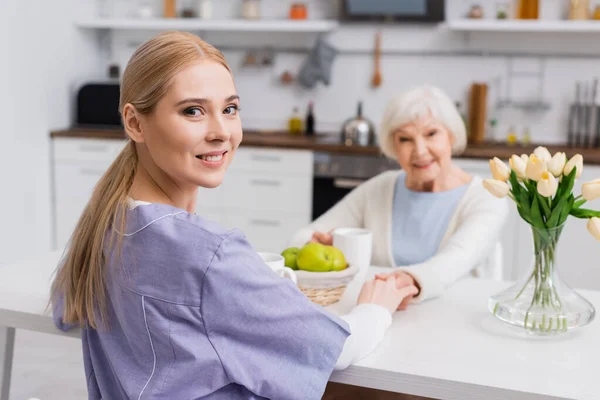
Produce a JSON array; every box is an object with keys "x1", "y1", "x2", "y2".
[{"x1": 52, "y1": 139, "x2": 313, "y2": 254}]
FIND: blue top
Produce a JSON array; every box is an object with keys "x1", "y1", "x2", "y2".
[
  {"x1": 391, "y1": 173, "x2": 468, "y2": 266},
  {"x1": 53, "y1": 203, "x2": 350, "y2": 400}
]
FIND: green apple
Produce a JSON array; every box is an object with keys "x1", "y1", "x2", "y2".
[
  {"x1": 327, "y1": 246, "x2": 348, "y2": 271},
  {"x1": 296, "y1": 243, "x2": 334, "y2": 272},
  {"x1": 281, "y1": 247, "x2": 300, "y2": 270}
]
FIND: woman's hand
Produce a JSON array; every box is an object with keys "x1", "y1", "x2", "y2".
[
  {"x1": 310, "y1": 231, "x2": 333, "y2": 245},
  {"x1": 357, "y1": 276, "x2": 418, "y2": 315},
  {"x1": 374, "y1": 271, "x2": 420, "y2": 311}
]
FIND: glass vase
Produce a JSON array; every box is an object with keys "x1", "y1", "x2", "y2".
[{"x1": 489, "y1": 223, "x2": 595, "y2": 335}]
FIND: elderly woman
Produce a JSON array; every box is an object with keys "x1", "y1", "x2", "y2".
[{"x1": 291, "y1": 85, "x2": 509, "y2": 306}]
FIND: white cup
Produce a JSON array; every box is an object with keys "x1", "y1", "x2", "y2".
[
  {"x1": 332, "y1": 228, "x2": 373, "y2": 270},
  {"x1": 258, "y1": 252, "x2": 297, "y2": 284}
]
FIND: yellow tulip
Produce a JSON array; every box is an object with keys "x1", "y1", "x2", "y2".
[
  {"x1": 509, "y1": 154, "x2": 527, "y2": 180},
  {"x1": 489, "y1": 157, "x2": 510, "y2": 181},
  {"x1": 533, "y1": 146, "x2": 552, "y2": 162},
  {"x1": 587, "y1": 217, "x2": 600, "y2": 241},
  {"x1": 582, "y1": 179, "x2": 600, "y2": 201},
  {"x1": 547, "y1": 152, "x2": 566, "y2": 177},
  {"x1": 525, "y1": 154, "x2": 547, "y2": 181},
  {"x1": 537, "y1": 172, "x2": 558, "y2": 198},
  {"x1": 483, "y1": 179, "x2": 510, "y2": 198},
  {"x1": 564, "y1": 154, "x2": 583, "y2": 178}
]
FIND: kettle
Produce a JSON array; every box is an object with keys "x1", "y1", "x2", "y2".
[{"x1": 340, "y1": 101, "x2": 376, "y2": 146}]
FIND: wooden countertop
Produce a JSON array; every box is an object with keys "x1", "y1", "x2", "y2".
[{"x1": 51, "y1": 127, "x2": 600, "y2": 164}]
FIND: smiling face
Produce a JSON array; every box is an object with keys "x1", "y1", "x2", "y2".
[
  {"x1": 132, "y1": 60, "x2": 242, "y2": 190},
  {"x1": 392, "y1": 115, "x2": 454, "y2": 187}
]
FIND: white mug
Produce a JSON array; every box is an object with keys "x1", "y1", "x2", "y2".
[
  {"x1": 332, "y1": 228, "x2": 373, "y2": 270},
  {"x1": 258, "y1": 252, "x2": 297, "y2": 284}
]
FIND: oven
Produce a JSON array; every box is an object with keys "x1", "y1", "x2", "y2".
[{"x1": 312, "y1": 152, "x2": 399, "y2": 220}]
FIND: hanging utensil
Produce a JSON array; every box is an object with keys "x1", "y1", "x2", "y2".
[{"x1": 371, "y1": 31, "x2": 382, "y2": 88}]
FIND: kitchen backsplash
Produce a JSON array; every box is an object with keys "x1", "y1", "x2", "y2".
[{"x1": 97, "y1": 0, "x2": 600, "y2": 145}]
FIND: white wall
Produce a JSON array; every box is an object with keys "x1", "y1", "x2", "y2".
[
  {"x1": 102, "y1": 0, "x2": 600, "y2": 145},
  {"x1": 0, "y1": 0, "x2": 102, "y2": 263}
]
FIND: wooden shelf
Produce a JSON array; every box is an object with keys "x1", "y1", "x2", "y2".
[
  {"x1": 446, "y1": 19, "x2": 600, "y2": 33},
  {"x1": 76, "y1": 18, "x2": 339, "y2": 33}
]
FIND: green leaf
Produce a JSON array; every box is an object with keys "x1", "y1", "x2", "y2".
[
  {"x1": 537, "y1": 192, "x2": 552, "y2": 222},
  {"x1": 570, "y1": 207, "x2": 600, "y2": 219},
  {"x1": 558, "y1": 195, "x2": 575, "y2": 226},
  {"x1": 573, "y1": 199, "x2": 587, "y2": 209},
  {"x1": 530, "y1": 195, "x2": 546, "y2": 229},
  {"x1": 518, "y1": 185, "x2": 532, "y2": 224},
  {"x1": 509, "y1": 170, "x2": 521, "y2": 198},
  {"x1": 547, "y1": 195, "x2": 569, "y2": 227}
]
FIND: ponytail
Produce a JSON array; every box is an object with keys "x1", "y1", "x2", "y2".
[{"x1": 51, "y1": 140, "x2": 137, "y2": 329}]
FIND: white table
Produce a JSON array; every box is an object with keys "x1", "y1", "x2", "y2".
[{"x1": 0, "y1": 253, "x2": 598, "y2": 400}]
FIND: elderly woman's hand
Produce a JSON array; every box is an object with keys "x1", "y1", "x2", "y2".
[
  {"x1": 357, "y1": 276, "x2": 418, "y2": 315},
  {"x1": 374, "y1": 271, "x2": 420, "y2": 310},
  {"x1": 310, "y1": 231, "x2": 333, "y2": 245}
]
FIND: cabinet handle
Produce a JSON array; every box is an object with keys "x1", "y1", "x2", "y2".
[
  {"x1": 249, "y1": 219, "x2": 281, "y2": 227},
  {"x1": 79, "y1": 168, "x2": 105, "y2": 176},
  {"x1": 250, "y1": 179, "x2": 282, "y2": 187},
  {"x1": 78, "y1": 144, "x2": 109, "y2": 153},
  {"x1": 250, "y1": 154, "x2": 282, "y2": 163}
]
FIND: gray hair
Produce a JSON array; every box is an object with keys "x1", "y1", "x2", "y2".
[{"x1": 378, "y1": 84, "x2": 467, "y2": 159}]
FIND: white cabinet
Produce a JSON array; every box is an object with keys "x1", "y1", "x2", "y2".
[
  {"x1": 195, "y1": 147, "x2": 313, "y2": 253},
  {"x1": 52, "y1": 139, "x2": 313, "y2": 255},
  {"x1": 52, "y1": 138, "x2": 126, "y2": 249}
]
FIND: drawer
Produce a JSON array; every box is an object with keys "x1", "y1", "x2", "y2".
[
  {"x1": 229, "y1": 147, "x2": 313, "y2": 175},
  {"x1": 221, "y1": 172, "x2": 312, "y2": 216},
  {"x1": 54, "y1": 138, "x2": 127, "y2": 165},
  {"x1": 227, "y1": 212, "x2": 310, "y2": 253}
]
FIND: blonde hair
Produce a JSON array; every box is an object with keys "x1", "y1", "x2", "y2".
[
  {"x1": 378, "y1": 84, "x2": 467, "y2": 159},
  {"x1": 51, "y1": 32, "x2": 231, "y2": 329}
]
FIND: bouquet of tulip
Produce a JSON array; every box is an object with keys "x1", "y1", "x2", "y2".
[{"x1": 482, "y1": 146, "x2": 598, "y2": 334}]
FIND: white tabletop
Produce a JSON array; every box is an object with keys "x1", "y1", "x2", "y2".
[
  {"x1": 327, "y1": 267, "x2": 598, "y2": 400},
  {"x1": 0, "y1": 254, "x2": 597, "y2": 399}
]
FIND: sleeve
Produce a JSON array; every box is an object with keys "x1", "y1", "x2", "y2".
[
  {"x1": 397, "y1": 192, "x2": 510, "y2": 302},
  {"x1": 334, "y1": 304, "x2": 392, "y2": 370},
  {"x1": 289, "y1": 179, "x2": 368, "y2": 247},
  {"x1": 202, "y1": 230, "x2": 352, "y2": 400}
]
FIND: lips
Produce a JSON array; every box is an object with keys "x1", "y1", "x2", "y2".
[
  {"x1": 196, "y1": 151, "x2": 227, "y2": 162},
  {"x1": 413, "y1": 161, "x2": 434, "y2": 169}
]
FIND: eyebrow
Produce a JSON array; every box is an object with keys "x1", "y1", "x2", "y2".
[{"x1": 175, "y1": 95, "x2": 240, "y2": 107}]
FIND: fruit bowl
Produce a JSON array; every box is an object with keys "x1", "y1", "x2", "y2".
[
  {"x1": 281, "y1": 243, "x2": 359, "y2": 307},
  {"x1": 295, "y1": 265, "x2": 359, "y2": 307}
]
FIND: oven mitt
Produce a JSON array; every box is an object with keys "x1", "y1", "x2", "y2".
[{"x1": 298, "y1": 37, "x2": 338, "y2": 89}]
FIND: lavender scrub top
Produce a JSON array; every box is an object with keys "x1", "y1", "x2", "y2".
[{"x1": 53, "y1": 203, "x2": 350, "y2": 400}]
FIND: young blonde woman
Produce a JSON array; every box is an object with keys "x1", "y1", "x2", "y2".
[{"x1": 51, "y1": 32, "x2": 417, "y2": 400}]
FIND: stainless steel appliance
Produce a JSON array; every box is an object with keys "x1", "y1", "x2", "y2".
[
  {"x1": 312, "y1": 152, "x2": 398, "y2": 220},
  {"x1": 340, "y1": 101, "x2": 377, "y2": 147},
  {"x1": 340, "y1": 0, "x2": 445, "y2": 22}
]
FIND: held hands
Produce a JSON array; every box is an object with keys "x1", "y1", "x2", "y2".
[
  {"x1": 357, "y1": 275, "x2": 419, "y2": 315},
  {"x1": 374, "y1": 271, "x2": 420, "y2": 311}
]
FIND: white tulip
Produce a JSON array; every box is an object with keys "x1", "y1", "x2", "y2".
[
  {"x1": 509, "y1": 154, "x2": 527, "y2": 180},
  {"x1": 582, "y1": 179, "x2": 600, "y2": 201},
  {"x1": 489, "y1": 157, "x2": 511, "y2": 181},
  {"x1": 520, "y1": 154, "x2": 529, "y2": 164},
  {"x1": 537, "y1": 172, "x2": 558, "y2": 198},
  {"x1": 533, "y1": 146, "x2": 552, "y2": 162},
  {"x1": 483, "y1": 179, "x2": 510, "y2": 198},
  {"x1": 587, "y1": 217, "x2": 600, "y2": 241},
  {"x1": 525, "y1": 154, "x2": 547, "y2": 181},
  {"x1": 564, "y1": 154, "x2": 584, "y2": 179},
  {"x1": 547, "y1": 152, "x2": 567, "y2": 177}
]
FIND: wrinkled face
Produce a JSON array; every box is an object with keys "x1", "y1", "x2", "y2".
[
  {"x1": 392, "y1": 116, "x2": 454, "y2": 185},
  {"x1": 139, "y1": 60, "x2": 242, "y2": 189}
]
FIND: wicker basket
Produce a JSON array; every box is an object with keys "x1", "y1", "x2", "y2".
[{"x1": 295, "y1": 265, "x2": 359, "y2": 306}]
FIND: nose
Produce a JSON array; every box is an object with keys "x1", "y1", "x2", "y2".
[
  {"x1": 205, "y1": 115, "x2": 231, "y2": 142},
  {"x1": 413, "y1": 137, "x2": 428, "y2": 158}
]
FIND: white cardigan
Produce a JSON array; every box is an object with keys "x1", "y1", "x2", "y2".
[{"x1": 291, "y1": 170, "x2": 509, "y2": 302}]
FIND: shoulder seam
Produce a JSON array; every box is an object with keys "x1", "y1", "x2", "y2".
[{"x1": 116, "y1": 211, "x2": 186, "y2": 237}]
